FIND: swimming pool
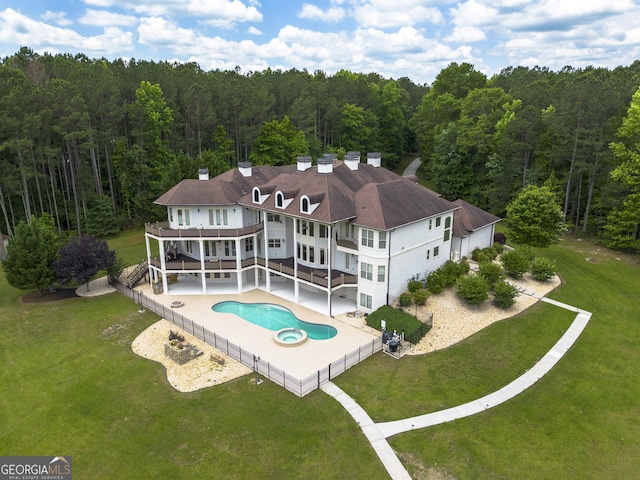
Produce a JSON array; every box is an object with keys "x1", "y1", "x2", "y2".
[{"x1": 211, "y1": 301, "x2": 337, "y2": 340}]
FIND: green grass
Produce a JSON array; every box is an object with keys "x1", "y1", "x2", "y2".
[
  {"x1": 2, "y1": 231, "x2": 640, "y2": 479},
  {"x1": 339, "y1": 238, "x2": 640, "y2": 479}
]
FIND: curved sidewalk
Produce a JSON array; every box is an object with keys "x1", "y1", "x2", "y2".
[{"x1": 322, "y1": 295, "x2": 591, "y2": 479}]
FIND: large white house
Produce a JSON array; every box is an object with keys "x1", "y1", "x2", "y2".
[{"x1": 144, "y1": 153, "x2": 498, "y2": 316}]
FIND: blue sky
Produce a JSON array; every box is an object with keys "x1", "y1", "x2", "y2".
[{"x1": 1, "y1": 0, "x2": 640, "y2": 84}]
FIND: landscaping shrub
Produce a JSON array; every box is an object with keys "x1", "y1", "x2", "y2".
[
  {"x1": 412, "y1": 288, "x2": 430, "y2": 306},
  {"x1": 501, "y1": 249, "x2": 530, "y2": 278},
  {"x1": 478, "y1": 261, "x2": 505, "y2": 288},
  {"x1": 459, "y1": 258, "x2": 471, "y2": 274},
  {"x1": 471, "y1": 248, "x2": 483, "y2": 262},
  {"x1": 530, "y1": 256, "x2": 557, "y2": 280},
  {"x1": 426, "y1": 270, "x2": 447, "y2": 294},
  {"x1": 407, "y1": 280, "x2": 423, "y2": 293},
  {"x1": 493, "y1": 280, "x2": 519, "y2": 308},
  {"x1": 494, "y1": 232, "x2": 507, "y2": 244},
  {"x1": 427, "y1": 260, "x2": 469, "y2": 294},
  {"x1": 456, "y1": 274, "x2": 490, "y2": 305},
  {"x1": 399, "y1": 292, "x2": 413, "y2": 306},
  {"x1": 492, "y1": 242, "x2": 504, "y2": 255}
]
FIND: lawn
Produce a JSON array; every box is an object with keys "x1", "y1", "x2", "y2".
[
  {"x1": 1, "y1": 233, "x2": 639, "y2": 479},
  {"x1": 336, "y1": 238, "x2": 640, "y2": 479}
]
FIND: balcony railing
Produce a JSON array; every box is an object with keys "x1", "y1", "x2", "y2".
[
  {"x1": 145, "y1": 221, "x2": 264, "y2": 238},
  {"x1": 149, "y1": 255, "x2": 357, "y2": 288}
]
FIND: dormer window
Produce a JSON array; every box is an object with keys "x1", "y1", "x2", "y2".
[
  {"x1": 253, "y1": 188, "x2": 260, "y2": 203},
  {"x1": 299, "y1": 193, "x2": 323, "y2": 214},
  {"x1": 276, "y1": 192, "x2": 284, "y2": 208}
]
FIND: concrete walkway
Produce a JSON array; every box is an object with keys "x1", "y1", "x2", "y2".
[
  {"x1": 321, "y1": 382, "x2": 412, "y2": 480},
  {"x1": 322, "y1": 292, "x2": 592, "y2": 479},
  {"x1": 402, "y1": 157, "x2": 421, "y2": 176}
]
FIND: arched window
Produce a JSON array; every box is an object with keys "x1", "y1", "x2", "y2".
[
  {"x1": 276, "y1": 192, "x2": 284, "y2": 208},
  {"x1": 253, "y1": 188, "x2": 260, "y2": 203},
  {"x1": 301, "y1": 196, "x2": 309, "y2": 213}
]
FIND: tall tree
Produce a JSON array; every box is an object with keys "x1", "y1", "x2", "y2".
[
  {"x1": 2, "y1": 214, "x2": 60, "y2": 292},
  {"x1": 53, "y1": 235, "x2": 116, "y2": 291},
  {"x1": 506, "y1": 184, "x2": 566, "y2": 247},
  {"x1": 604, "y1": 86, "x2": 640, "y2": 250},
  {"x1": 249, "y1": 116, "x2": 309, "y2": 166}
]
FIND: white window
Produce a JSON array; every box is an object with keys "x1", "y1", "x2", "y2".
[
  {"x1": 361, "y1": 229, "x2": 374, "y2": 247},
  {"x1": 245, "y1": 238, "x2": 253, "y2": 252},
  {"x1": 276, "y1": 192, "x2": 284, "y2": 208},
  {"x1": 444, "y1": 216, "x2": 451, "y2": 242},
  {"x1": 309, "y1": 246, "x2": 315, "y2": 263},
  {"x1": 177, "y1": 209, "x2": 190, "y2": 226},
  {"x1": 268, "y1": 238, "x2": 281, "y2": 248},
  {"x1": 378, "y1": 231, "x2": 387, "y2": 249},
  {"x1": 301, "y1": 196, "x2": 310, "y2": 213},
  {"x1": 360, "y1": 262, "x2": 373, "y2": 281},
  {"x1": 253, "y1": 188, "x2": 260, "y2": 203},
  {"x1": 319, "y1": 248, "x2": 326, "y2": 265},
  {"x1": 436, "y1": 216, "x2": 441, "y2": 228},
  {"x1": 429, "y1": 219, "x2": 432, "y2": 230},
  {"x1": 434, "y1": 246, "x2": 440, "y2": 257},
  {"x1": 224, "y1": 240, "x2": 236, "y2": 257},
  {"x1": 426, "y1": 249, "x2": 431, "y2": 260},
  {"x1": 169, "y1": 207, "x2": 173, "y2": 222},
  {"x1": 319, "y1": 224, "x2": 328, "y2": 238},
  {"x1": 209, "y1": 209, "x2": 229, "y2": 226},
  {"x1": 267, "y1": 213, "x2": 281, "y2": 223},
  {"x1": 360, "y1": 293, "x2": 372, "y2": 309},
  {"x1": 205, "y1": 241, "x2": 217, "y2": 257},
  {"x1": 377, "y1": 265, "x2": 386, "y2": 282}
]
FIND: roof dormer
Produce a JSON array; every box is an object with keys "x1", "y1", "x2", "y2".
[
  {"x1": 300, "y1": 192, "x2": 324, "y2": 214},
  {"x1": 275, "y1": 188, "x2": 298, "y2": 209},
  {"x1": 252, "y1": 185, "x2": 274, "y2": 205}
]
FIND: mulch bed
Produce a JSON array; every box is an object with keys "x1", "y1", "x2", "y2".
[{"x1": 21, "y1": 288, "x2": 80, "y2": 303}]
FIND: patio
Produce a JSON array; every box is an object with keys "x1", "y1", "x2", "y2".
[{"x1": 135, "y1": 281, "x2": 381, "y2": 389}]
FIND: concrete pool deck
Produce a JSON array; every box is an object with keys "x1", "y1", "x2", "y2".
[{"x1": 135, "y1": 283, "x2": 379, "y2": 380}]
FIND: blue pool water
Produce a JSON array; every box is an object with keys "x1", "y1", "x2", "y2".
[{"x1": 211, "y1": 301, "x2": 337, "y2": 340}]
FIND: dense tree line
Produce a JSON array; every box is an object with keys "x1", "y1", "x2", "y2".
[{"x1": 1, "y1": 47, "x2": 639, "y2": 250}]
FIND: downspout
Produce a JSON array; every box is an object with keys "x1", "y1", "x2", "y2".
[{"x1": 386, "y1": 230, "x2": 391, "y2": 305}]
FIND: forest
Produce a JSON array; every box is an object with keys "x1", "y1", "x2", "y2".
[{"x1": 1, "y1": 47, "x2": 639, "y2": 250}]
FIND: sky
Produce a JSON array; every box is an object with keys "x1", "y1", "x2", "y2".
[{"x1": 1, "y1": 0, "x2": 640, "y2": 85}]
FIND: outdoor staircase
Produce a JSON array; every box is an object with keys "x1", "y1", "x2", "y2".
[{"x1": 126, "y1": 260, "x2": 148, "y2": 288}]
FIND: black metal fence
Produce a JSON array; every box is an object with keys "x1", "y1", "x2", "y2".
[{"x1": 115, "y1": 281, "x2": 382, "y2": 397}]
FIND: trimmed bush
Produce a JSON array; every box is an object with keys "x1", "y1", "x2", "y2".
[
  {"x1": 426, "y1": 270, "x2": 446, "y2": 294},
  {"x1": 407, "y1": 280, "x2": 423, "y2": 293},
  {"x1": 493, "y1": 280, "x2": 519, "y2": 308},
  {"x1": 456, "y1": 274, "x2": 490, "y2": 305},
  {"x1": 412, "y1": 288, "x2": 430, "y2": 306},
  {"x1": 501, "y1": 249, "x2": 530, "y2": 278},
  {"x1": 399, "y1": 292, "x2": 413, "y2": 306},
  {"x1": 478, "y1": 261, "x2": 505, "y2": 288},
  {"x1": 530, "y1": 256, "x2": 557, "y2": 280},
  {"x1": 471, "y1": 248, "x2": 483, "y2": 262}
]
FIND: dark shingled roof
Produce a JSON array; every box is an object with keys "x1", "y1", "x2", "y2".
[
  {"x1": 155, "y1": 160, "x2": 460, "y2": 229},
  {"x1": 452, "y1": 199, "x2": 501, "y2": 237}
]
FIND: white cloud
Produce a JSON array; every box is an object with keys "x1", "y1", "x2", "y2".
[
  {"x1": 246, "y1": 26, "x2": 262, "y2": 35},
  {"x1": 138, "y1": 17, "x2": 198, "y2": 47},
  {"x1": 41, "y1": 11, "x2": 73, "y2": 26},
  {"x1": 350, "y1": 0, "x2": 444, "y2": 28},
  {"x1": 0, "y1": 8, "x2": 133, "y2": 54},
  {"x1": 80, "y1": 9, "x2": 138, "y2": 27},
  {"x1": 447, "y1": 25, "x2": 486, "y2": 43},
  {"x1": 298, "y1": 3, "x2": 346, "y2": 22}
]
